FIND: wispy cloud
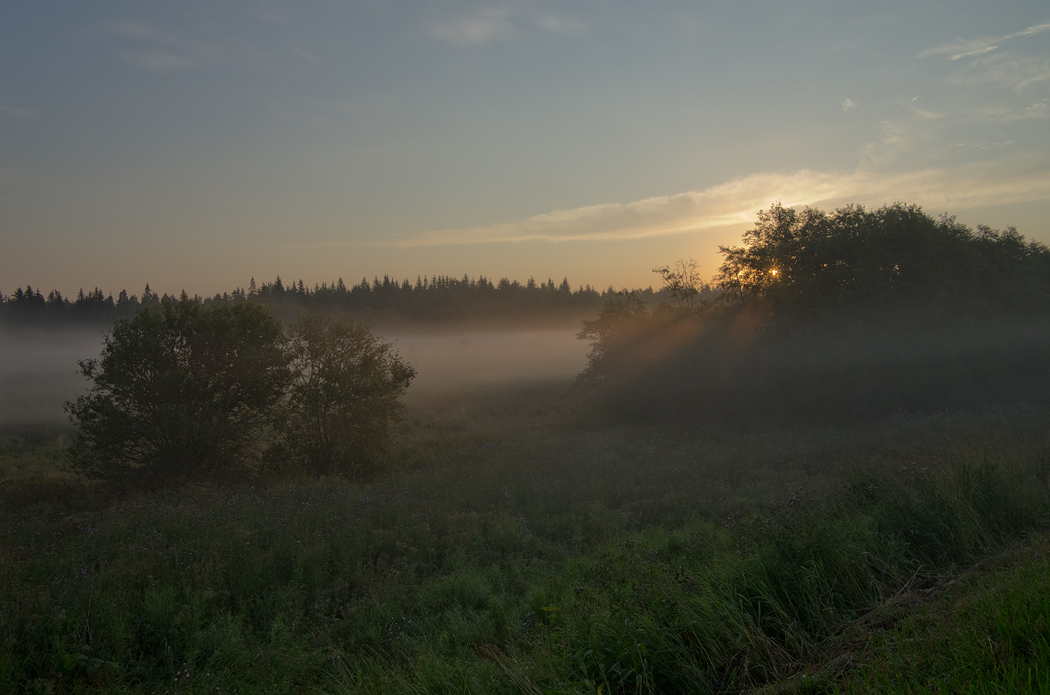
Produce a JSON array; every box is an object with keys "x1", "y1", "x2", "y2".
[
  {"x1": 920, "y1": 21, "x2": 1050, "y2": 61},
  {"x1": 536, "y1": 15, "x2": 584, "y2": 34},
  {"x1": 949, "y1": 53, "x2": 1050, "y2": 91},
  {"x1": 951, "y1": 43, "x2": 997, "y2": 61},
  {"x1": 430, "y1": 8, "x2": 514, "y2": 46},
  {"x1": 1024, "y1": 102, "x2": 1049, "y2": 118},
  {"x1": 1005, "y1": 23, "x2": 1050, "y2": 40},
  {"x1": 102, "y1": 18, "x2": 153, "y2": 40},
  {"x1": 0, "y1": 104, "x2": 33, "y2": 118},
  {"x1": 395, "y1": 162, "x2": 1050, "y2": 246},
  {"x1": 949, "y1": 141, "x2": 1013, "y2": 149},
  {"x1": 917, "y1": 36, "x2": 996, "y2": 61},
  {"x1": 968, "y1": 101, "x2": 1049, "y2": 122},
  {"x1": 91, "y1": 18, "x2": 225, "y2": 72},
  {"x1": 429, "y1": 7, "x2": 584, "y2": 46},
  {"x1": 912, "y1": 107, "x2": 944, "y2": 119},
  {"x1": 841, "y1": 98, "x2": 857, "y2": 112},
  {"x1": 858, "y1": 120, "x2": 910, "y2": 167}
]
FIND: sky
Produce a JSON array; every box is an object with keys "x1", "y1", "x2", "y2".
[{"x1": 2, "y1": 1, "x2": 1049, "y2": 297}]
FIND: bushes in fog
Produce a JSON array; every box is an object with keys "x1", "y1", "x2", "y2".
[
  {"x1": 579, "y1": 202, "x2": 1050, "y2": 420},
  {"x1": 286, "y1": 310, "x2": 415, "y2": 478},
  {"x1": 66, "y1": 298, "x2": 413, "y2": 483},
  {"x1": 576, "y1": 290, "x2": 650, "y2": 386},
  {"x1": 66, "y1": 298, "x2": 291, "y2": 482}
]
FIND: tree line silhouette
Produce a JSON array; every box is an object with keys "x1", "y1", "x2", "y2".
[{"x1": 0, "y1": 274, "x2": 657, "y2": 325}]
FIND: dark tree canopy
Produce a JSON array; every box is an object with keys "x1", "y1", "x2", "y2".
[
  {"x1": 287, "y1": 311, "x2": 415, "y2": 477},
  {"x1": 576, "y1": 290, "x2": 650, "y2": 386},
  {"x1": 67, "y1": 298, "x2": 292, "y2": 481},
  {"x1": 67, "y1": 299, "x2": 419, "y2": 484},
  {"x1": 714, "y1": 202, "x2": 1050, "y2": 315}
]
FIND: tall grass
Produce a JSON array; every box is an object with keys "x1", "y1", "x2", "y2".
[
  {"x1": 0, "y1": 424, "x2": 73, "y2": 482},
  {"x1": 829, "y1": 536, "x2": 1050, "y2": 695},
  {"x1": 1, "y1": 389, "x2": 1048, "y2": 693}
]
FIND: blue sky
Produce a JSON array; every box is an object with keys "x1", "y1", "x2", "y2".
[{"x1": 2, "y1": 1, "x2": 1048, "y2": 296}]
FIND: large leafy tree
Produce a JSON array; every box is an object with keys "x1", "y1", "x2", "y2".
[
  {"x1": 67, "y1": 297, "x2": 291, "y2": 481},
  {"x1": 714, "y1": 202, "x2": 1050, "y2": 314},
  {"x1": 287, "y1": 311, "x2": 415, "y2": 477}
]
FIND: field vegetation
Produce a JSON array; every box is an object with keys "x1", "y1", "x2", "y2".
[
  {"x1": 2, "y1": 201, "x2": 1050, "y2": 693},
  {"x1": 2, "y1": 393, "x2": 1050, "y2": 693}
]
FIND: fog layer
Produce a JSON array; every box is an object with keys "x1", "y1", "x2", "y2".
[
  {"x1": 0, "y1": 327, "x2": 586, "y2": 424},
  {"x1": 0, "y1": 328, "x2": 104, "y2": 424},
  {"x1": 389, "y1": 330, "x2": 585, "y2": 396}
]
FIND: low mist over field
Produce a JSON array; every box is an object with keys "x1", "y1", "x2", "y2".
[
  {"x1": 394, "y1": 329, "x2": 585, "y2": 396},
  {"x1": 0, "y1": 326, "x2": 586, "y2": 424},
  {"x1": 0, "y1": 328, "x2": 103, "y2": 424}
]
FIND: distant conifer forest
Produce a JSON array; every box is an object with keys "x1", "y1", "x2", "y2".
[{"x1": 0, "y1": 274, "x2": 700, "y2": 326}]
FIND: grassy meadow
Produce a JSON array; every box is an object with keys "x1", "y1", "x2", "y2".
[{"x1": 2, "y1": 381, "x2": 1050, "y2": 694}]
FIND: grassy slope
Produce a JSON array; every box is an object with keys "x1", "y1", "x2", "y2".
[
  {"x1": 754, "y1": 535, "x2": 1050, "y2": 695},
  {"x1": 812, "y1": 537, "x2": 1050, "y2": 695},
  {"x1": 1, "y1": 386, "x2": 1048, "y2": 694}
]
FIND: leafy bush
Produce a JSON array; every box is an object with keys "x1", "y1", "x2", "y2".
[
  {"x1": 286, "y1": 310, "x2": 415, "y2": 477},
  {"x1": 67, "y1": 301, "x2": 418, "y2": 484},
  {"x1": 67, "y1": 297, "x2": 291, "y2": 482}
]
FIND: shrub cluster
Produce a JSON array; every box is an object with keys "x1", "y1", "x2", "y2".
[{"x1": 66, "y1": 297, "x2": 414, "y2": 483}]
